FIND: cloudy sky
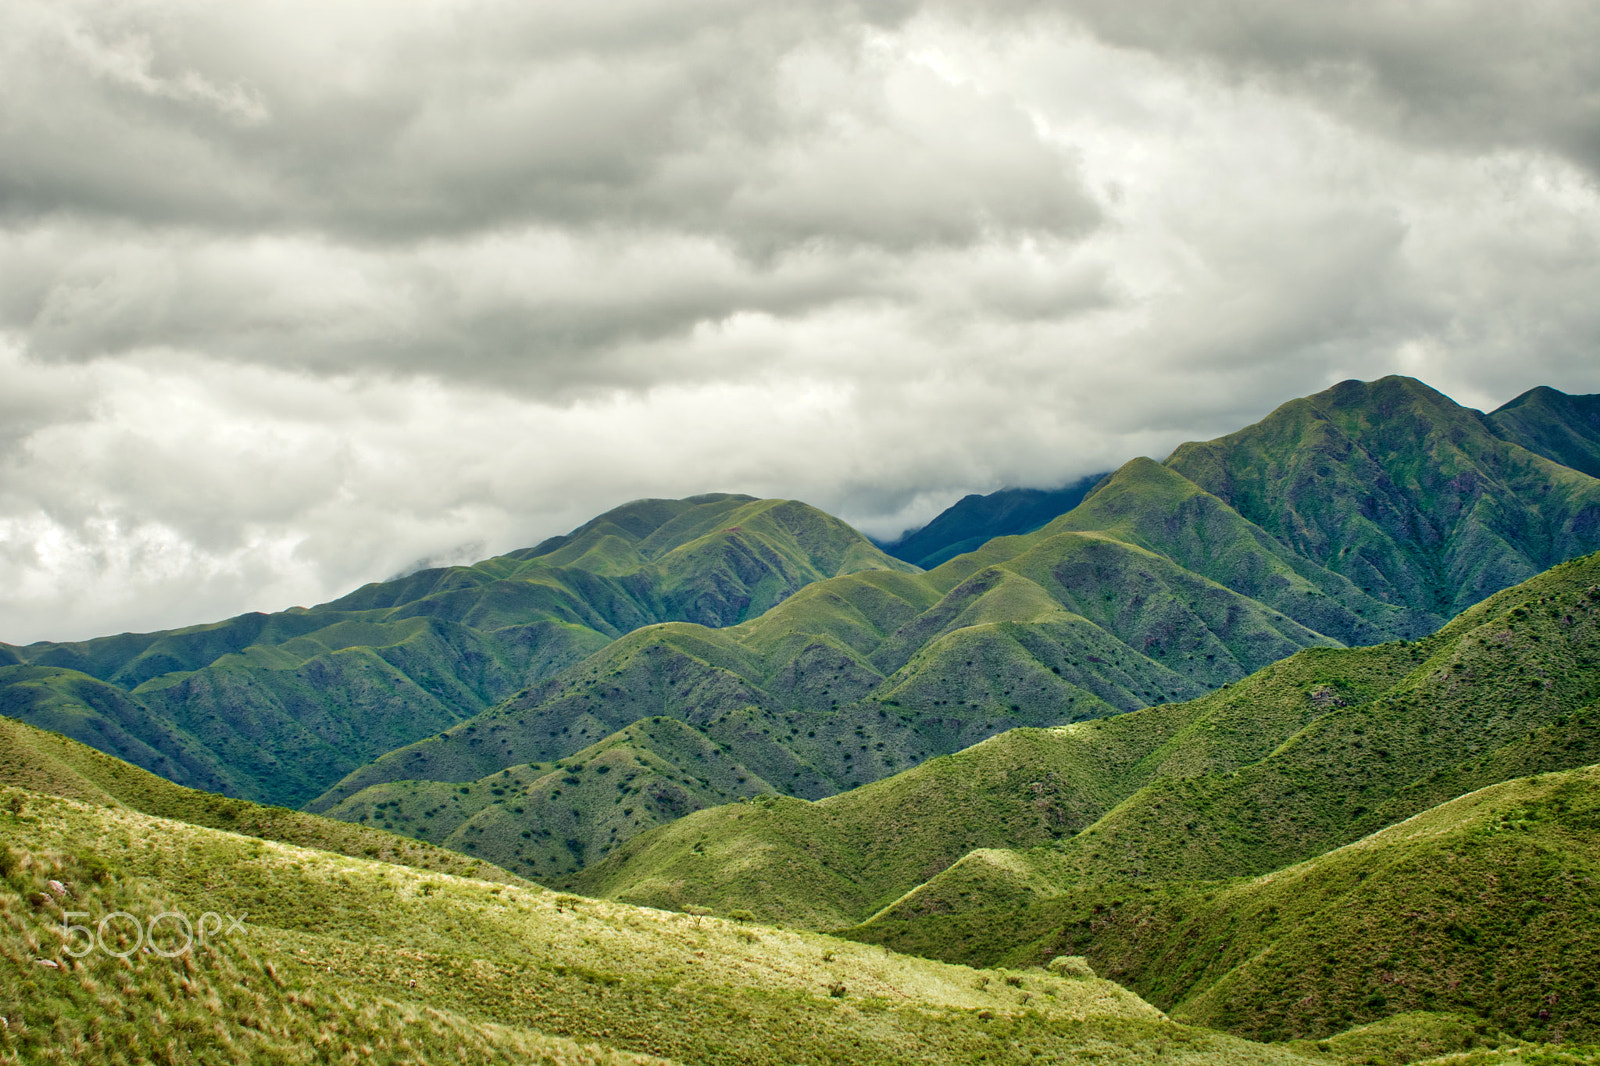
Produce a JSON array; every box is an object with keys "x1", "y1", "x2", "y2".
[{"x1": 2, "y1": 0, "x2": 1598, "y2": 643}]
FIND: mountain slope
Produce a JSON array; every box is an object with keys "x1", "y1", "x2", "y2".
[
  {"x1": 314, "y1": 378, "x2": 1600, "y2": 873},
  {"x1": 562, "y1": 640, "x2": 1424, "y2": 928},
  {"x1": 880, "y1": 473, "x2": 1108, "y2": 569},
  {"x1": 572, "y1": 550, "x2": 1600, "y2": 932},
  {"x1": 0, "y1": 494, "x2": 913, "y2": 807},
  {"x1": 311, "y1": 523, "x2": 1355, "y2": 820}
]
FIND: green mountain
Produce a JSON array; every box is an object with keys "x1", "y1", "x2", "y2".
[
  {"x1": 1, "y1": 780, "x2": 1338, "y2": 1066},
  {"x1": 880, "y1": 473, "x2": 1109, "y2": 569},
  {"x1": 559, "y1": 638, "x2": 1417, "y2": 928},
  {"x1": 1165, "y1": 376, "x2": 1600, "y2": 620},
  {"x1": 0, "y1": 494, "x2": 914, "y2": 808},
  {"x1": 314, "y1": 524, "x2": 1343, "y2": 810},
  {"x1": 1489, "y1": 386, "x2": 1600, "y2": 479},
  {"x1": 8, "y1": 375, "x2": 1600, "y2": 896}
]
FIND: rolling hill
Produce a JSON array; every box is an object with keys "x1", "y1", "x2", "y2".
[
  {"x1": 5, "y1": 376, "x2": 1600, "y2": 895},
  {"x1": 856, "y1": 764, "x2": 1600, "y2": 1047},
  {"x1": 0, "y1": 713, "x2": 523, "y2": 885}
]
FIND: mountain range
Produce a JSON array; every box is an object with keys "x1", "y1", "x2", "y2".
[
  {"x1": 5, "y1": 373, "x2": 1600, "y2": 1061},
  {"x1": 5, "y1": 376, "x2": 1600, "y2": 883}
]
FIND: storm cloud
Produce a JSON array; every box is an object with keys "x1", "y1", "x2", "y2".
[{"x1": 1, "y1": 0, "x2": 1597, "y2": 641}]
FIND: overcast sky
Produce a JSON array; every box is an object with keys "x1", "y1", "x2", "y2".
[{"x1": 2, "y1": 0, "x2": 1598, "y2": 644}]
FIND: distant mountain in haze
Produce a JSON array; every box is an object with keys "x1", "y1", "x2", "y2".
[{"x1": 879, "y1": 473, "x2": 1108, "y2": 569}]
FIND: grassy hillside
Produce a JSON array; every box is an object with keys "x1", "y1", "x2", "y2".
[
  {"x1": 0, "y1": 783, "x2": 1332, "y2": 1066},
  {"x1": 0, "y1": 714, "x2": 522, "y2": 885},
  {"x1": 312, "y1": 520, "x2": 1386, "y2": 874},
  {"x1": 11, "y1": 376, "x2": 1600, "y2": 890},
  {"x1": 1010, "y1": 552, "x2": 1600, "y2": 887},
  {"x1": 856, "y1": 765, "x2": 1600, "y2": 1048},
  {"x1": 880, "y1": 473, "x2": 1108, "y2": 570},
  {"x1": 0, "y1": 494, "x2": 913, "y2": 808},
  {"x1": 570, "y1": 551, "x2": 1600, "y2": 938},
  {"x1": 321, "y1": 380, "x2": 1600, "y2": 862},
  {"x1": 562, "y1": 639, "x2": 1423, "y2": 928},
  {"x1": 323, "y1": 717, "x2": 779, "y2": 882}
]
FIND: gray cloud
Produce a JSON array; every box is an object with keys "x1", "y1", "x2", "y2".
[
  {"x1": 2, "y1": 0, "x2": 1091, "y2": 249},
  {"x1": 1, "y1": 0, "x2": 1598, "y2": 642},
  {"x1": 1037, "y1": 0, "x2": 1600, "y2": 175}
]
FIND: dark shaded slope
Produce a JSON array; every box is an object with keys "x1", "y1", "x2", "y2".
[
  {"x1": 1489, "y1": 385, "x2": 1600, "y2": 479},
  {"x1": 0, "y1": 494, "x2": 915, "y2": 807},
  {"x1": 880, "y1": 473, "x2": 1107, "y2": 569}
]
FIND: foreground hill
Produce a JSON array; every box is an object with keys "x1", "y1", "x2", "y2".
[
  {"x1": 0, "y1": 494, "x2": 912, "y2": 807},
  {"x1": 314, "y1": 378, "x2": 1600, "y2": 878},
  {"x1": 0, "y1": 782, "x2": 1329, "y2": 1066},
  {"x1": 569, "y1": 552, "x2": 1600, "y2": 939}
]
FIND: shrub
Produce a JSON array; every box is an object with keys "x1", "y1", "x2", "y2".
[{"x1": 1048, "y1": 956, "x2": 1096, "y2": 979}]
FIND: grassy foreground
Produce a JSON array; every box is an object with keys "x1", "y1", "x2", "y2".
[{"x1": 1, "y1": 783, "x2": 1339, "y2": 1066}]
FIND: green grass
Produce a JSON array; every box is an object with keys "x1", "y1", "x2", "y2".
[
  {"x1": 1283, "y1": 1011, "x2": 1516, "y2": 1064},
  {"x1": 327, "y1": 717, "x2": 777, "y2": 882},
  {"x1": 0, "y1": 784, "x2": 1332, "y2": 1066}
]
